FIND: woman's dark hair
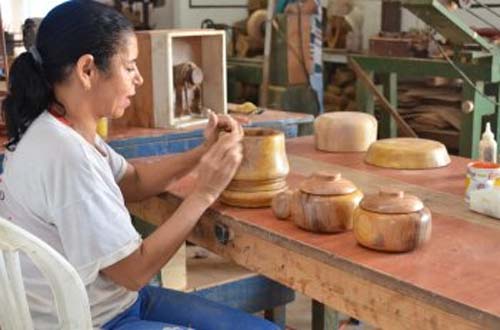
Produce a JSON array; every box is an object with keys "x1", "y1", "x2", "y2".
[{"x1": 2, "y1": 0, "x2": 133, "y2": 151}]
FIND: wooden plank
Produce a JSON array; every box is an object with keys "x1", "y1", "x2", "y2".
[
  {"x1": 259, "y1": 0, "x2": 275, "y2": 107},
  {"x1": 160, "y1": 243, "x2": 187, "y2": 290},
  {"x1": 381, "y1": 1, "x2": 401, "y2": 33},
  {"x1": 201, "y1": 35, "x2": 226, "y2": 114},
  {"x1": 286, "y1": 14, "x2": 311, "y2": 85}
]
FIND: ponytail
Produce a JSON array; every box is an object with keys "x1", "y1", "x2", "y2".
[{"x1": 2, "y1": 52, "x2": 52, "y2": 151}]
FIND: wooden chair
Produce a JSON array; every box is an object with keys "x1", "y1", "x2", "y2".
[{"x1": 0, "y1": 217, "x2": 92, "y2": 330}]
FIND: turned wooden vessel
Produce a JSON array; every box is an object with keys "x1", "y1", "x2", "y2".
[
  {"x1": 220, "y1": 128, "x2": 289, "y2": 208},
  {"x1": 272, "y1": 171, "x2": 363, "y2": 233},
  {"x1": 353, "y1": 188, "x2": 432, "y2": 252},
  {"x1": 314, "y1": 111, "x2": 378, "y2": 152},
  {"x1": 365, "y1": 138, "x2": 450, "y2": 169}
]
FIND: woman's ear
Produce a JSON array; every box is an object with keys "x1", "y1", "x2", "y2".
[{"x1": 75, "y1": 54, "x2": 95, "y2": 91}]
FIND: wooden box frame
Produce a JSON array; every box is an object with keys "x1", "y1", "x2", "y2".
[{"x1": 117, "y1": 29, "x2": 227, "y2": 128}]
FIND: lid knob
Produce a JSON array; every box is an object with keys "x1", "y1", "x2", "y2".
[
  {"x1": 313, "y1": 171, "x2": 341, "y2": 182},
  {"x1": 379, "y1": 188, "x2": 404, "y2": 199},
  {"x1": 299, "y1": 171, "x2": 356, "y2": 196}
]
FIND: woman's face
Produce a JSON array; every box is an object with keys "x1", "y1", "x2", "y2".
[{"x1": 92, "y1": 33, "x2": 143, "y2": 119}]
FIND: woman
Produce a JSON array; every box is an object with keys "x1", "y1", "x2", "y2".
[{"x1": 0, "y1": 1, "x2": 279, "y2": 329}]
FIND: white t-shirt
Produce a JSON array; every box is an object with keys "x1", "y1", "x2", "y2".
[{"x1": 0, "y1": 111, "x2": 142, "y2": 329}]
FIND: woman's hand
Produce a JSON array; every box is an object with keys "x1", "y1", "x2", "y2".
[
  {"x1": 193, "y1": 125, "x2": 244, "y2": 204},
  {"x1": 203, "y1": 110, "x2": 248, "y2": 150}
]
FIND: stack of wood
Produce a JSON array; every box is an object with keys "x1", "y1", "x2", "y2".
[
  {"x1": 324, "y1": 67, "x2": 358, "y2": 112},
  {"x1": 397, "y1": 80, "x2": 462, "y2": 151}
]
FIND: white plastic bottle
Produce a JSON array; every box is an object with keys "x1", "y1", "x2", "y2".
[{"x1": 479, "y1": 122, "x2": 497, "y2": 163}]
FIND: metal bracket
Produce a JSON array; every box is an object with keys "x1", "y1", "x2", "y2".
[{"x1": 214, "y1": 223, "x2": 234, "y2": 245}]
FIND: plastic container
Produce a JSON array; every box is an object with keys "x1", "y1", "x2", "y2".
[
  {"x1": 465, "y1": 161, "x2": 500, "y2": 203},
  {"x1": 479, "y1": 122, "x2": 497, "y2": 163}
]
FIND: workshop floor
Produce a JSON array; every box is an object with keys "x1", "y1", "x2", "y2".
[{"x1": 186, "y1": 246, "x2": 375, "y2": 330}]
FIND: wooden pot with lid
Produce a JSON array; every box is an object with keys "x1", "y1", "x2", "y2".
[
  {"x1": 353, "y1": 188, "x2": 432, "y2": 252},
  {"x1": 272, "y1": 171, "x2": 363, "y2": 233}
]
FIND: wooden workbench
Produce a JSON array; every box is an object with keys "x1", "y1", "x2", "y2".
[{"x1": 128, "y1": 136, "x2": 500, "y2": 330}]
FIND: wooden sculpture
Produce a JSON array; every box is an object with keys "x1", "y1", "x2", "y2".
[{"x1": 173, "y1": 61, "x2": 204, "y2": 118}]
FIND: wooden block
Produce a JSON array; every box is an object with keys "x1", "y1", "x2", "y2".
[
  {"x1": 161, "y1": 243, "x2": 187, "y2": 290},
  {"x1": 286, "y1": 14, "x2": 312, "y2": 85},
  {"x1": 270, "y1": 14, "x2": 313, "y2": 86},
  {"x1": 114, "y1": 29, "x2": 227, "y2": 129},
  {"x1": 369, "y1": 36, "x2": 413, "y2": 57}
]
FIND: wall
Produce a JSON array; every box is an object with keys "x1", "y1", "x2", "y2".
[
  {"x1": 151, "y1": 0, "x2": 175, "y2": 29},
  {"x1": 151, "y1": 1, "x2": 247, "y2": 29},
  {"x1": 0, "y1": 0, "x2": 66, "y2": 33},
  {"x1": 174, "y1": 2, "x2": 247, "y2": 28}
]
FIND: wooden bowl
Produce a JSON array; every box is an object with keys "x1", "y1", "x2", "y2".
[
  {"x1": 232, "y1": 128, "x2": 289, "y2": 181},
  {"x1": 365, "y1": 138, "x2": 450, "y2": 169},
  {"x1": 314, "y1": 112, "x2": 377, "y2": 152},
  {"x1": 353, "y1": 188, "x2": 432, "y2": 252},
  {"x1": 220, "y1": 128, "x2": 289, "y2": 208}
]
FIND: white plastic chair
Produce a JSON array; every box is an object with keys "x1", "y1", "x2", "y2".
[{"x1": 0, "y1": 216, "x2": 92, "y2": 329}]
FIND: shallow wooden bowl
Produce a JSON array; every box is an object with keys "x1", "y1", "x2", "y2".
[{"x1": 364, "y1": 138, "x2": 450, "y2": 169}]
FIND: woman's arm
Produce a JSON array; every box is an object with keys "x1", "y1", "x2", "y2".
[
  {"x1": 102, "y1": 129, "x2": 243, "y2": 291},
  {"x1": 102, "y1": 192, "x2": 212, "y2": 291},
  {"x1": 118, "y1": 112, "x2": 241, "y2": 203},
  {"x1": 118, "y1": 145, "x2": 207, "y2": 203}
]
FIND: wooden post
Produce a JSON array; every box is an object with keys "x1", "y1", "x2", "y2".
[
  {"x1": 381, "y1": 1, "x2": 402, "y2": 33},
  {"x1": 380, "y1": 72, "x2": 398, "y2": 138},
  {"x1": 259, "y1": 0, "x2": 275, "y2": 107},
  {"x1": 0, "y1": 6, "x2": 8, "y2": 81}
]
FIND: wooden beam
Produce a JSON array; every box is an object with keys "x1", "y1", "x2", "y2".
[
  {"x1": 349, "y1": 57, "x2": 417, "y2": 137},
  {"x1": 259, "y1": 0, "x2": 276, "y2": 107}
]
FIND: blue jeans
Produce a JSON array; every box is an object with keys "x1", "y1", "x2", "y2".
[{"x1": 102, "y1": 286, "x2": 280, "y2": 330}]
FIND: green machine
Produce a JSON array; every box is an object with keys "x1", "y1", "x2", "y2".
[{"x1": 352, "y1": 0, "x2": 500, "y2": 157}]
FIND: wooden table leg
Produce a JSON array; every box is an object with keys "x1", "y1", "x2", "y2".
[
  {"x1": 264, "y1": 305, "x2": 286, "y2": 329},
  {"x1": 312, "y1": 300, "x2": 339, "y2": 330}
]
